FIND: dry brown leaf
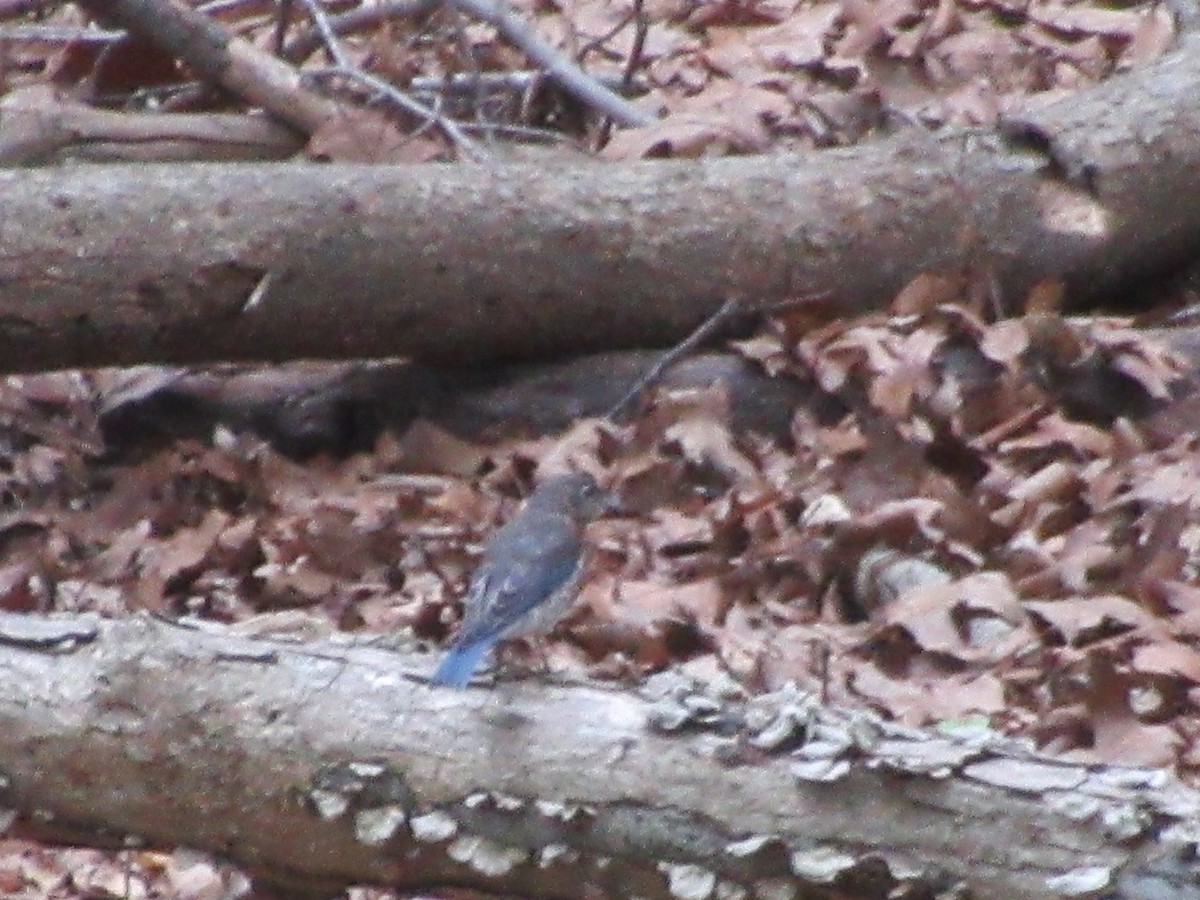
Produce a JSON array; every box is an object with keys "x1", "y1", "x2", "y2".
[
  {"x1": 1000, "y1": 411, "x2": 1112, "y2": 457},
  {"x1": 1025, "y1": 595, "x2": 1160, "y2": 646},
  {"x1": 744, "y1": 4, "x2": 840, "y2": 70},
  {"x1": 703, "y1": 28, "x2": 773, "y2": 81},
  {"x1": 642, "y1": 508, "x2": 715, "y2": 555},
  {"x1": 615, "y1": 577, "x2": 726, "y2": 628},
  {"x1": 891, "y1": 273, "x2": 965, "y2": 316},
  {"x1": 867, "y1": 328, "x2": 942, "y2": 417},
  {"x1": 604, "y1": 81, "x2": 787, "y2": 158},
  {"x1": 1128, "y1": 458, "x2": 1200, "y2": 507},
  {"x1": 307, "y1": 107, "x2": 446, "y2": 163},
  {"x1": 1121, "y1": 5, "x2": 1176, "y2": 69},
  {"x1": 395, "y1": 419, "x2": 489, "y2": 476},
  {"x1": 146, "y1": 509, "x2": 229, "y2": 588},
  {"x1": 878, "y1": 572, "x2": 1024, "y2": 661},
  {"x1": 851, "y1": 664, "x2": 1006, "y2": 724},
  {"x1": 1029, "y1": 4, "x2": 1145, "y2": 40},
  {"x1": 1132, "y1": 641, "x2": 1200, "y2": 684}
]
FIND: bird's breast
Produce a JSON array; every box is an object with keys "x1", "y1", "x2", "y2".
[{"x1": 500, "y1": 566, "x2": 584, "y2": 638}]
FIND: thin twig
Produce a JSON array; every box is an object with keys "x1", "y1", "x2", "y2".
[
  {"x1": 447, "y1": 12, "x2": 489, "y2": 132},
  {"x1": 75, "y1": 0, "x2": 342, "y2": 135},
  {"x1": 596, "y1": 0, "x2": 647, "y2": 148},
  {"x1": 621, "y1": 0, "x2": 649, "y2": 96},
  {"x1": 0, "y1": 25, "x2": 125, "y2": 44},
  {"x1": 271, "y1": 0, "x2": 295, "y2": 57},
  {"x1": 295, "y1": 0, "x2": 352, "y2": 67},
  {"x1": 296, "y1": 0, "x2": 488, "y2": 163},
  {"x1": 458, "y1": 120, "x2": 571, "y2": 143},
  {"x1": 606, "y1": 298, "x2": 745, "y2": 424},
  {"x1": 447, "y1": 0, "x2": 656, "y2": 128},
  {"x1": 410, "y1": 69, "x2": 642, "y2": 96},
  {"x1": 307, "y1": 66, "x2": 489, "y2": 162},
  {"x1": 196, "y1": 0, "x2": 294, "y2": 15},
  {"x1": 575, "y1": 7, "x2": 639, "y2": 59},
  {"x1": 282, "y1": 0, "x2": 440, "y2": 62}
]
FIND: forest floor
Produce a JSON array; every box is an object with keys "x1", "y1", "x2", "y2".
[{"x1": 0, "y1": 0, "x2": 1195, "y2": 896}]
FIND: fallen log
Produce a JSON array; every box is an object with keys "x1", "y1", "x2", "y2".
[
  {"x1": 2, "y1": 30, "x2": 1200, "y2": 372},
  {"x1": 1, "y1": 610, "x2": 1197, "y2": 898}
]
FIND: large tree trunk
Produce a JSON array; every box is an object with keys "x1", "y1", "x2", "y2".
[
  {"x1": 2, "y1": 29, "x2": 1200, "y2": 374},
  {"x1": 0, "y1": 611, "x2": 1196, "y2": 899}
]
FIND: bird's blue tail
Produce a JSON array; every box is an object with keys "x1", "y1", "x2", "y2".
[{"x1": 430, "y1": 640, "x2": 492, "y2": 688}]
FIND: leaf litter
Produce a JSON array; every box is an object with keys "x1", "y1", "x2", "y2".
[
  {"x1": 0, "y1": 0, "x2": 1191, "y2": 893},
  {"x1": 2, "y1": 0, "x2": 1177, "y2": 160},
  {"x1": 6, "y1": 286, "x2": 1200, "y2": 897},
  {"x1": 3, "y1": 303, "x2": 1200, "y2": 780}
]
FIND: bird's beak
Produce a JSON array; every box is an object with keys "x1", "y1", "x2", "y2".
[{"x1": 602, "y1": 490, "x2": 623, "y2": 515}]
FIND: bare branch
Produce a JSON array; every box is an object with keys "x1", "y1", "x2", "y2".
[
  {"x1": 447, "y1": 0, "x2": 657, "y2": 128},
  {"x1": 295, "y1": 0, "x2": 486, "y2": 160}
]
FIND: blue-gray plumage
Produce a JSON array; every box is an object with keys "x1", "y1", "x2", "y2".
[{"x1": 430, "y1": 472, "x2": 612, "y2": 688}]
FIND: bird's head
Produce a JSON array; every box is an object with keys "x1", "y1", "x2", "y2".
[{"x1": 531, "y1": 472, "x2": 616, "y2": 523}]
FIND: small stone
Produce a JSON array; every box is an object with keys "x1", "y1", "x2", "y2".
[
  {"x1": 448, "y1": 836, "x2": 528, "y2": 877},
  {"x1": 791, "y1": 758, "x2": 850, "y2": 782},
  {"x1": 347, "y1": 761, "x2": 386, "y2": 778},
  {"x1": 724, "y1": 835, "x2": 783, "y2": 859},
  {"x1": 1045, "y1": 865, "x2": 1112, "y2": 896},
  {"x1": 354, "y1": 806, "x2": 407, "y2": 846},
  {"x1": 464, "y1": 791, "x2": 490, "y2": 809},
  {"x1": 410, "y1": 810, "x2": 458, "y2": 843},
  {"x1": 537, "y1": 844, "x2": 578, "y2": 867},
  {"x1": 790, "y1": 847, "x2": 856, "y2": 882},
  {"x1": 659, "y1": 862, "x2": 717, "y2": 900},
  {"x1": 492, "y1": 792, "x2": 525, "y2": 811},
  {"x1": 309, "y1": 789, "x2": 349, "y2": 821},
  {"x1": 715, "y1": 881, "x2": 748, "y2": 900}
]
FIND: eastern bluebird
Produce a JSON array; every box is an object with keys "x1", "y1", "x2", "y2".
[{"x1": 430, "y1": 472, "x2": 612, "y2": 688}]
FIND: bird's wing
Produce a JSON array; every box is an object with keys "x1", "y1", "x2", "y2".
[{"x1": 452, "y1": 514, "x2": 582, "y2": 646}]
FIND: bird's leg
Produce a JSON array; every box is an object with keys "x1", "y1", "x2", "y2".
[
  {"x1": 523, "y1": 637, "x2": 584, "y2": 686},
  {"x1": 475, "y1": 653, "x2": 501, "y2": 686},
  {"x1": 491, "y1": 638, "x2": 552, "y2": 682},
  {"x1": 527, "y1": 636, "x2": 552, "y2": 677},
  {"x1": 490, "y1": 639, "x2": 523, "y2": 682}
]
